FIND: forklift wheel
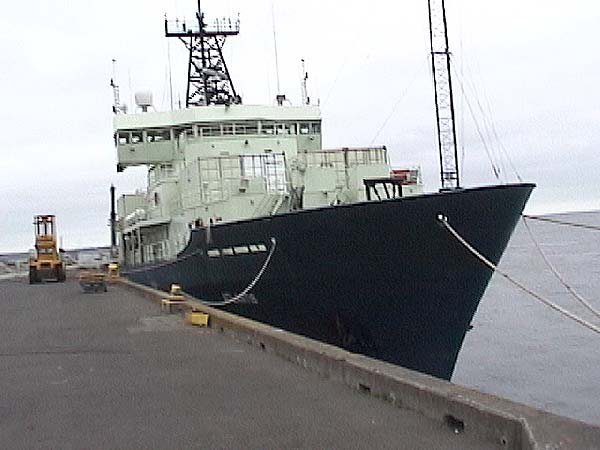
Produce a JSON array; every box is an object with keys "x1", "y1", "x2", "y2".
[{"x1": 29, "y1": 269, "x2": 38, "y2": 284}]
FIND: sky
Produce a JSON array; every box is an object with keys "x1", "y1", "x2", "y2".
[{"x1": 0, "y1": 0, "x2": 598, "y2": 252}]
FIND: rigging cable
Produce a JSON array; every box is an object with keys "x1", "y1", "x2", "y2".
[
  {"x1": 464, "y1": 56, "x2": 522, "y2": 182},
  {"x1": 369, "y1": 56, "x2": 430, "y2": 145},
  {"x1": 271, "y1": 2, "x2": 281, "y2": 95},
  {"x1": 523, "y1": 214, "x2": 600, "y2": 232},
  {"x1": 438, "y1": 215, "x2": 600, "y2": 335},
  {"x1": 477, "y1": 76, "x2": 523, "y2": 182},
  {"x1": 459, "y1": 56, "x2": 507, "y2": 177},
  {"x1": 521, "y1": 216, "x2": 600, "y2": 320},
  {"x1": 450, "y1": 70, "x2": 501, "y2": 181},
  {"x1": 321, "y1": 1, "x2": 387, "y2": 109}
]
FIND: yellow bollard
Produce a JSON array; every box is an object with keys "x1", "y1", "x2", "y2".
[
  {"x1": 161, "y1": 284, "x2": 186, "y2": 313},
  {"x1": 107, "y1": 263, "x2": 120, "y2": 281},
  {"x1": 185, "y1": 310, "x2": 209, "y2": 326}
]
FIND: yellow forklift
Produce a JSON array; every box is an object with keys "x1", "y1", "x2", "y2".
[{"x1": 29, "y1": 215, "x2": 66, "y2": 284}]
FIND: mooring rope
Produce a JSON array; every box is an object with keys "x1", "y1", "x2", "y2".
[
  {"x1": 523, "y1": 214, "x2": 600, "y2": 232},
  {"x1": 192, "y1": 237, "x2": 277, "y2": 307},
  {"x1": 437, "y1": 215, "x2": 600, "y2": 335},
  {"x1": 521, "y1": 216, "x2": 600, "y2": 320}
]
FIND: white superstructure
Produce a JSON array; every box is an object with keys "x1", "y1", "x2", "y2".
[{"x1": 114, "y1": 103, "x2": 422, "y2": 267}]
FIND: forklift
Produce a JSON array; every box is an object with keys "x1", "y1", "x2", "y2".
[{"x1": 29, "y1": 215, "x2": 66, "y2": 284}]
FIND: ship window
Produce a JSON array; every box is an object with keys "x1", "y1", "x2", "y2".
[
  {"x1": 312, "y1": 122, "x2": 321, "y2": 134},
  {"x1": 299, "y1": 122, "x2": 310, "y2": 134},
  {"x1": 161, "y1": 164, "x2": 175, "y2": 176},
  {"x1": 221, "y1": 248, "x2": 234, "y2": 256},
  {"x1": 233, "y1": 246, "x2": 250, "y2": 255},
  {"x1": 261, "y1": 122, "x2": 275, "y2": 135},
  {"x1": 249, "y1": 244, "x2": 267, "y2": 253},
  {"x1": 118, "y1": 132, "x2": 130, "y2": 145},
  {"x1": 146, "y1": 129, "x2": 171, "y2": 142},
  {"x1": 246, "y1": 123, "x2": 259, "y2": 135},
  {"x1": 131, "y1": 131, "x2": 143, "y2": 144},
  {"x1": 207, "y1": 249, "x2": 220, "y2": 258},
  {"x1": 233, "y1": 122, "x2": 259, "y2": 135},
  {"x1": 185, "y1": 126, "x2": 195, "y2": 137},
  {"x1": 200, "y1": 125, "x2": 221, "y2": 137},
  {"x1": 223, "y1": 124, "x2": 234, "y2": 135},
  {"x1": 285, "y1": 123, "x2": 297, "y2": 135},
  {"x1": 233, "y1": 123, "x2": 246, "y2": 135}
]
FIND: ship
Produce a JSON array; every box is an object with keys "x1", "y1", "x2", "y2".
[{"x1": 111, "y1": 1, "x2": 534, "y2": 381}]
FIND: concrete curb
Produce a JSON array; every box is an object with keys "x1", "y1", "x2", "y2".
[{"x1": 117, "y1": 278, "x2": 600, "y2": 450}]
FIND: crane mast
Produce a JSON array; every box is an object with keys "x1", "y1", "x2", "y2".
[{"x1": 428, "y1": 0, "x2": 460, "y2": 189}]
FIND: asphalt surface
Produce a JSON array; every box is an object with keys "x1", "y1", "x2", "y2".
[{"x1": 0, "y1": 277, "x2": 497, "y2": 449}]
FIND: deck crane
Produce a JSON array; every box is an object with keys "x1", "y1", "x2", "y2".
[{"x1": 428, "y1": 0, "x2": 460, "y2": 189}]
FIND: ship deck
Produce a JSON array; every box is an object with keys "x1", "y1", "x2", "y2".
[{"x1": 0, "y1": 275, "x2": 596, "y2": 449}]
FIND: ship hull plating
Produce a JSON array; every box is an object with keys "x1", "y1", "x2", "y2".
[{"x1": 123, "y1": 183, "x2": 534, "y2": 380}]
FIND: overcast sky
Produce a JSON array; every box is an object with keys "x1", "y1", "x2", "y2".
[{"x1": 1, "y1": 0, "x2": 598, "y2": 252}]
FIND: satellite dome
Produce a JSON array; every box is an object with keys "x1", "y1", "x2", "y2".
[{"x1": 135, "y1": 90, "x2": 153, "y2": 111}]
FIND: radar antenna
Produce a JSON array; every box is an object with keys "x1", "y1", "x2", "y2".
[
  {"x1": 165, "y1": 1, "x2": 241, "y2": 107},
  {"x1": 428, "y1": 0, "x2": 460, "y2": 189}
]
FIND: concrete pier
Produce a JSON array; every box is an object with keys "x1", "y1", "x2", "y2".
[{"x1": 0, "y1": 277, "x2": 598, "y2": 449}]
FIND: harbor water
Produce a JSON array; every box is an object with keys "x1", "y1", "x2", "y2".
[{"x1": 454, "y1": 211, "x2": 600, "y2": 425}]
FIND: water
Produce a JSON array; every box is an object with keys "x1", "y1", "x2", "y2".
[{"x1": 454, "y1": 211, "x2": 600, "y2": 425}]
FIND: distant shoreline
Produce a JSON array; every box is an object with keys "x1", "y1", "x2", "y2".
[{"x1": 0, "y1": 246, "x2": 111, "y2": 261}]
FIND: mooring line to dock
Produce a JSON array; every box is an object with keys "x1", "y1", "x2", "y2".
[
  {"x1": 522, "y1": 216, "x2": 600, "y2": 320},
  {"x1": 438, "y1": 215, "x2": 600, "y2": 335},
  {"x1": 523, "y1": 214, "x2": 600, "y2": 232},
  {"x1": 190, "y1": 237, "x2": 277, "y2": 307}
]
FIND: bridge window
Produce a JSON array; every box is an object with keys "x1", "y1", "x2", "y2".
[
  {"x1": 299, "y1": 122, "x2": 310, "y2": 134},
  {"x1": 131, "y1": 131, "x2": 143, "y2": 144},
  {"x1": 174, "y1": 127, "x2": 194, "y2": 139},
  {"x1": 199, "y1": 124, "x2": 221, "y2": 137},
  {"x1": 261, "y1": 122, "x2": 275, "y2": 135},
  {"x1": 284, "y1": 123, "x2": 296, "y2": 135},
  {"x1": 233, "y1": 122, "x2": 259, "y2": 135},
  {"x1": 146, "y1": 129, "x2": 171, "y2": 142},
  {"x1": 185, "y1": 126, "x2": 196, "y2": 137},
  {"x1": 118, "y1": 132, "x2": 130, "y2": 145},
  {"x1": 299, "y1": 122, "x2": 321, "y2": 135}
]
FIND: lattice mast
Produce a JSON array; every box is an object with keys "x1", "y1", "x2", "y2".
[
  {"x1": 165, "y1": 0, "x2": 241, "y2": 107},
  {"x1": 428, "y1": 0, "x2": 460, "y2": 189}
]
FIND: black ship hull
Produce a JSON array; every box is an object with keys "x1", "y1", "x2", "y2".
[{"x1": 123, "y1": 183, "x2": 534, "y2": 380}]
